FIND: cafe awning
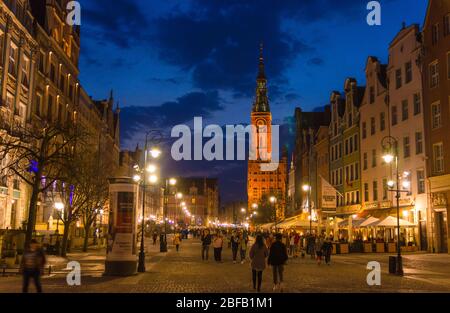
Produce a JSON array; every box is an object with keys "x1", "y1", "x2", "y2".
[
  {"x1": 367, "y1": 216, "x2": 415, "y2": 227},
  {"x1": 338, "y1": 217, "x2": 366, "y2": 228},
  {"x1": 359, "y1": 216, "x2": 380, "y2": 227}
]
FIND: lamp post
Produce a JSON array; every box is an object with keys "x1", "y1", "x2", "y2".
[
  {"x1": 382, "y1": 136, "x2": 407, "y2": 276},
  {"x1": 269, "y1": 196, "x2": 277, "y2": 232},
  {"x1": 303, "y1": 184, "x2": 312, "y2": 235},
  {"x1": 137, "y1": 130, "x2": 162, "y2": 273},
  {"x1": 161, "y1": 178, "x2": 177, "y2": 252},
  {"x1": 176, "y1": 192, "x2": 183, "y2": 229}
]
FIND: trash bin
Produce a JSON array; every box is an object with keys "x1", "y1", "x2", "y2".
[{"x1": 389, "y1": 256, "x2": 397, "y2": 274}]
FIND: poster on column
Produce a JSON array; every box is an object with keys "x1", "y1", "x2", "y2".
[{"x1": 110, "y1": 192, "x2": 135, "y2": 258}]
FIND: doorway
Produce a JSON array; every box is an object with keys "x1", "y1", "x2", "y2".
[{"x1": 435, "y1": 211, "x2": 448, "y2": 253}]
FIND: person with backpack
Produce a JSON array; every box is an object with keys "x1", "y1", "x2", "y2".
[{"x1": 268, "y1": 233, "x2": 288, "y2": 292}]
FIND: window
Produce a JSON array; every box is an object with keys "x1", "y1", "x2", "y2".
[
  {"x1": 47, "y1": 94, "x2": 53, "y2": 122},
  {"x1": 370, "y1": 117, "x2": 376, "y2": 135},
  {"x1": 429, "y1": 62, "x2": 439, "y2": 88},
  {"x1": 355, "y1": 162, "x2": 359, "y2": 180},
  {"x1": 349, "y1": 138, "x2": 353, "y2": 154},
  {"x1": 433, "y1": 143, "x2": 444, "y2": 173},
  {"x1": 345, "y1": 140, "x2": 349, "y2": 155},
  {"x1": 8, "y1": 43, "x2": 17, "y2": 76},
  {"x1": 431, "y1": 101, "x2": 442, "y2": 129},
  {"x1": 415, "y1": 132, "x2": 423, "y2": 155},
  {"x1": 6, "y1": 92, "x2": 14, "y2": 109},
  {"x1": 348, "y1": 112, "x2": 353, "y2": 127},
  {"x1": 339, "y1": 143, "x2": 342, "y2": 158},
  {"x1": 432, "y1": 23, "x2": 439, "y2": 45},
  {"x1": 382, "y1": 178, "x2": 388, "y2": 200},
  {"x1": 21, "y1": 55, "x2": 30, "y2": 88},
  {"x1": 339, "y1": 168, "x2": 343, "y2": 185},
  {"x1": 364, "y1": 183, "x2": 369, "y2": 202},
  {"x1": 391, "y1": 106, "x2": 398, "y2": 126},
  {"x1": 373, "y1": 181, "x2": 378, "y2": 201},
  {"x1": 401, "y1": 100, "x2": 409, "y2": 121},
  {"x1": 396, "y1": 69, "x2": 402, "y2": 89},
  {"x1": 354, "y1": 134, "x2": 358, "y2": 151},
  {"x1": 17, "y1": 102, "x2": 26, "y2": 123},
  {"x1": 60, "y1": 73, "x2": 65, "y2": 91},
  {"x1": 39, "y1": 51, "x2": 45, "y2": 73},
  {"x1": 380, "y1": 112, "x2": 385, "y2": 131},
  {"x1": 403, "y1": 136, "x2": 410, "y2": 158},
  {"x1": 50, "y1": 63, "x2": 56, "y2": 83},
  {"x1": 363, "y1": 153, "x2": 368, "y2": 170},
  {"x1": 369, "y1": 86, "x2": 375, "y2": 104},
  {"x1": 413, "y1": 93, "x2": 421, "y2": 115},
  {"x1": 405, "y1": 62, "x2": 412, "y2": 83},
  {"x1": 447, "y1": 52, "x2": 450, "y2": 80},
  {"x1": 372, "y1": 149, "x2": 377, "y2": 168},
  {"x1": 35, "y1": 92, "x2": 42, "y2": 117},
  {"x1": 362, "y1": 122, "x2": 367, "y2": 139},
  {"x1": 417, "y1": 170, "x2": 425, "y2": 194},
  {"x1": 445, "y1": 14, "x2": 450, "y2": 36}
]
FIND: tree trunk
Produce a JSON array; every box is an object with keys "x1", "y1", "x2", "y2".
[
  {"x1": 60, "y1": 222, "x2": 70, "y2": 257},
  {"x1": 82, "y1": 226, "x2": 90, "y2": 252},
  {"x1": 24, "y1": 172, "x2": 41, "y2": 248}
]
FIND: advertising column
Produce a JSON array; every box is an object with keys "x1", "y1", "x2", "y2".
[{"x1": 105, "y1": 177, "x2": 138, "y2": 276}]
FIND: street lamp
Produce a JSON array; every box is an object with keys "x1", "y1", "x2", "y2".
[
  {"x1": 161, "y1": 177, "x2": 177, "y2": 252},
  {"x1": 382, "y1": 135, "x2": 404, "y2": 276},
  {"x1": 269, "y1": 196, "x2": 277, "y2": 232},
  {"x1": 302, "y1": 184, "x2": 312, "y2": 235},
  {"x1": 137, "y1": 130, "x2": 162, "y2": 273},
  {"x1": 54, "y1": 202, "x2": 64, "y2": 234}
]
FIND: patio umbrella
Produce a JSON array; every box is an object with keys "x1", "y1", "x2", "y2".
[
  {"x1": 371, "y1": 216, "x2": 415, "y2": 227},
  {"x1": 359, "y1": 216, "x2": 380, "y2": 227}
]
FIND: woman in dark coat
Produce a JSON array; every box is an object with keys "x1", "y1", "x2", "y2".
[{"x1": 249, "y1": 235, "x2": 269, "y2": 292}]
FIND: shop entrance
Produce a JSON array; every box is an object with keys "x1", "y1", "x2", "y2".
[{"x1": 435, "y1": 211, "x2": 448, "y2": 253}]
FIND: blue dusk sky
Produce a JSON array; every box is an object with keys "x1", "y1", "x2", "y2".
[{"x1": 77, "y1": 0, "x2": 428, "y2": 204}]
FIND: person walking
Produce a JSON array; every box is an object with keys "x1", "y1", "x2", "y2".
[
  {"x1": 268, "y1": 233, "x2": 288, "y2": 292},
  {"x1": 201, "y1": 229, "x2": 212, "y2": 260},
  {"x1": 173, "y1": 233, "x2": 181, "y2": 252},
  {"x1": 315, "y1": 235, "x2": 324, "y2": 265},
  {"x1": 152, "y1": 232, "x2": 158, "y2": 245},
  {"x1": 293, "y1": 232, "x2": 300, "y2": 258},
  {"x1": 230, "y1": 231, "x2": 240, "y2": 263},
  {"x1": 213, "y1": 233, "x2": 224, "y2": 262},
  {"x1": 322, "y1": 236, "x2": 334, "y2": 265},
  {"x1": 20, "y1": 239, "x2": 46, "y2": 293},
  {"x1": 239, "y1": 233, "x2": 249, "y2": 264},
  {"x1": 289, "y1": 234, "x2": 295, "y2": 257},
  {"x1": 249, "y1": 235, "x2": 268, "y2": 292}
]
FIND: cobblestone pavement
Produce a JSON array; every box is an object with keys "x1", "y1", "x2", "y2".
[{"x1": 1, "y1": 237, "x2": 450, "y2": 293}]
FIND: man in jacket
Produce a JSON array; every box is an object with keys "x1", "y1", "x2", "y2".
[
  {"x1": 201, "y1": 229, "x2": 212, "y2": 260},
  {"x1": 268, "y1": 233, "x2": 288, "y2": 291},
  {"x1": 21, "y1": 239, "x2": 46, "y2": 293}
]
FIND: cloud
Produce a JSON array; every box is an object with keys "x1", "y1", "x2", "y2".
[
  {"x1": 308, "y1": 57, "x2": 324, "y2": 66},
  {"x1": 120, "y1": 90, "x2": 223, "y2": 144}
]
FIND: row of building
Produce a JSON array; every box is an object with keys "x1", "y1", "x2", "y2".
[
  {"x1": 289, "y1": 0, "x2": 449, "y2": 253},
  {"x1": 0, "y1": 0, "x2": 120, "y2": 244}
]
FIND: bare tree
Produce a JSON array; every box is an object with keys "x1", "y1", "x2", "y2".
[{"x1": 0, "y1": 119, "x2": 85, "y2": 248}]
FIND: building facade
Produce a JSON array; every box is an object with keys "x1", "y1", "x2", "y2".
[
  {"x1": 422, "y1": 0, "x2": 450, "y2": 253},
  {"x1": 247, "y1": 47, "x2": 287, "y2": 222},
  {"x1": 387, "y1": 23, "x2": 429, "y2": 250}
]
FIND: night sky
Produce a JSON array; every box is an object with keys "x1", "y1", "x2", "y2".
[{"x1": 77, "y1": 0, "x2": 427, "y2": 204}]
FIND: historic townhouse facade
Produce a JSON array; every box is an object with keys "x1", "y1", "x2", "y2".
[
  {"x1": 0, "y1": 0, "x2": 37, "y2": 230},
  {"x1": 313, "y1": 125, "x2": 330, "y2": 232},
  {"x1": 422, "y1": 0, "x2": 450, "y2": 253},
  {"x1": 387, "y1": 24, "x2": 429, "y2": 250},
  {"x1": 0, "y1": 1, "x2": 120, "y2": 238},
  {"x1": 329, "y1": 91, "x2": 345, "y2": 210},
  {"x1": 360, "y1": 57, "x2": 391, "y2": 223}
]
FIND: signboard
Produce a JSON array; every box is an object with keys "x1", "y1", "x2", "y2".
[
  {"x1": 321, "y1": 176, "x2": 337, "y2": 209},
  {"x1": 116, "y1": 192, "x2": 134, "y2": 233}
]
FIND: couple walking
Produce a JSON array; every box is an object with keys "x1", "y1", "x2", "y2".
[{"x1": 249, "y1": 233, "x2": 288, "y2": 292}]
